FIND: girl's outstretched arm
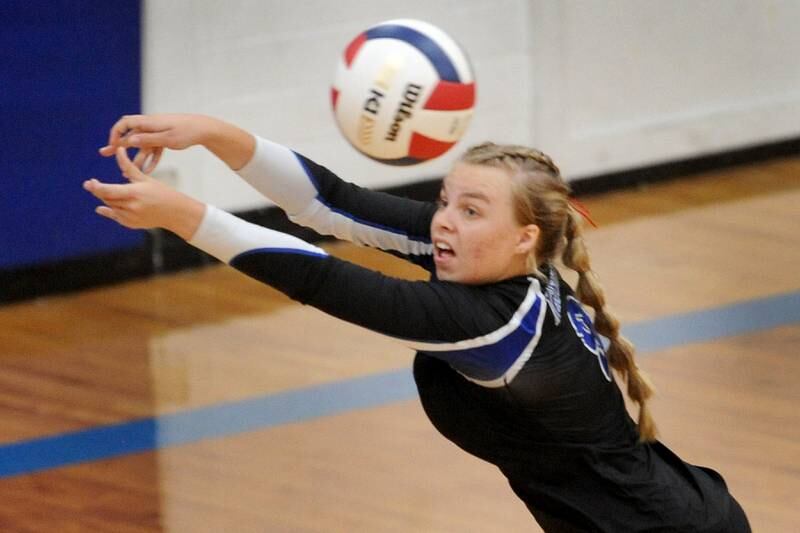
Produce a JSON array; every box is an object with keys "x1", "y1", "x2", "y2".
[
  {"x1": 235, "y1": 136, "x2": 436, "y2": 263},
  {"x1": 98, "y1": 114, "x2": 436, "y2": 268},
  {"x1": 85, "y1": 148, "x2": 544, "y2": 386}
]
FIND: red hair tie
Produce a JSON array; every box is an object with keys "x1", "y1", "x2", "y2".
[{"x1": 568, "y1": 197, "x2": 598, "y2": 228}]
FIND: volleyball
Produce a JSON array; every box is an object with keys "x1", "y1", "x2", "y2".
[{"x1": 331, "y1": 19, "x2": 476, "y2": 166}]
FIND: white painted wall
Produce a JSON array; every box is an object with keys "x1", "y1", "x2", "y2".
[
  {"x1": 532, "y1": 0, "x2": 800, "y2": 178},
  {"x1": 143, "y1": 0, "x2": 800, "y2": 211}
]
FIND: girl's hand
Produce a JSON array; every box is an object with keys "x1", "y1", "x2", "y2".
[
  {"x1": 85, "y1": 147, "x2": 205, "y2": 240},
  {"x1": 98, "y1": 113, "x2": 255, "y2": 172},
  {"x1": 98, "y1": 114, "x2": 214, "y2": 173}
]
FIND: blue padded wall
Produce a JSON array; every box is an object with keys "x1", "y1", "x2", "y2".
[{"x1": 0, "y1": 0, "x2": 143, "y2": 269}]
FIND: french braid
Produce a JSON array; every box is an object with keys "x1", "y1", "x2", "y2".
[{"x1": 563, "y1": 209, "x2": 657, "y2": 442}]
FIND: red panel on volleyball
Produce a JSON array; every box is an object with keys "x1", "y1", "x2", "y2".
[
  {"x1": 408, "y1": 132, "x2": 456, "y2": 160},
  {"x1": 423, "y1": 81, "x2": 475, "y2": 111},
  {"x1": 344, "y1": 33, "x2": 367, "y2": 67}
]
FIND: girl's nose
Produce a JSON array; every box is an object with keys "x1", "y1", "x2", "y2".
[{"x1": 433, "y1": 206, "x2": 454, "y2": 232}]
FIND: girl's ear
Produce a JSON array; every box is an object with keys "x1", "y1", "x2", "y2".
[{"x1": 515, "y1": 224, "x2": 540, "y2": 255}]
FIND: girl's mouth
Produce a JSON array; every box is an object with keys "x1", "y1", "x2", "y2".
[{"x1": 434, "y1": 241, "x2": 456, "y2": 262}]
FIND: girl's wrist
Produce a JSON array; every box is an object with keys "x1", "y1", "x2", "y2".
[
  {"x1": 167, "y1": 195, "x2": 207, "y2": 241},
  {"x1": 201, "y1": 117, "x2": 256, "y2": 171}
]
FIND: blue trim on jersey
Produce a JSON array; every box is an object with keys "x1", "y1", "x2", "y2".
[
  {"x1": 566, "y1": 296, "x2": 612, "y2": 381},
  {"x1": 292, "y1": 151, "x2": 433, "y2": 246},
  {"x1": 365, "y1": 24, "x2": 460, "y2": 82},
  {"x1": 424, "y1": 294, "x2": 545, "y2": 381},
  {"x1": 231, "y1": 247, "x2": 328, "y2": 264},
  {"x1": 293, "y1": 151, "x2": 322, "y2": 193}
]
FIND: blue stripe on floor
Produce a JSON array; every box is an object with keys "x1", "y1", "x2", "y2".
[
  {"x1": 624, "y1": 290, "x2": 800, "y2": 352},
  {"x1": 1, "y1": 290, "x2": 798, "y2": 478}
]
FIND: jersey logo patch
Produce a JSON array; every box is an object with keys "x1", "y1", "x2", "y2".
[
  {"x1": 566, "y1": 296, "x2": 611, "y2": 381},
  {"x1": 544, "y1": 264, "x2": 562, "y2": 326}
]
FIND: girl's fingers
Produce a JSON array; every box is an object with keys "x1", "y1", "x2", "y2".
[
  {"x1": 106, "y1": 116, "x2": 172, "y2": 150},
  {"x1": 132, "y1": 148, "x2": 150, "y2": 170},
  {"x1": 107, "y1": 115, "x2": 144, "y2": 148},
  {"x1": 95, "y1": 205, "x2": 126, "y2": 225},
  {"x1": 101, "y1": 119, "x2": 144, "y2": 154},
  {"x1": 95, "y1": 205, "x2": 116, "y2": 218},
  {"x1": 132, "y1": 147, "x2": 164, "y2": 173},
  {"x1": 103, "y1": 199, "x2": 133, "y2": 209},
  {"x1": 83, "y1": 179, "x2": 134, "y2": 202},
  {"x1": 125, "y1": 131, "x2": 171, "y2": 149},
  {"x1": 114, "y1": 147, "x2": 147, "y2": 182},
  {"x1": 142, "y1": 147, "x2": 163, "y2": 174},
  {"x1": 142, "y1": 147, "x2": 164, "y2": 174}
]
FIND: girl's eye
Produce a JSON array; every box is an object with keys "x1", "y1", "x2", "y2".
[
  {"x1": 464, "y1": 206, "x2": 479, "y2": 217},
  {"x1": 437, "y1": 198, "x2": 448, "y2": 208}
]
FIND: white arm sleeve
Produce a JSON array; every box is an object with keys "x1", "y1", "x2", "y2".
[
  {"x1": 188, "y1": 204, "x2": 327, "y2": 264},
  {"x1": 234, "y1": 136, "x2": 434, "y2": 257},
  {"x1": 236, "y1": 136, "x2": 318, "y2": 218}
]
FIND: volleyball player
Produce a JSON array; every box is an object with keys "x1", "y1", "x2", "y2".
[{"x1": 85, "y1": 114, "x2": 750, "y2": 532}]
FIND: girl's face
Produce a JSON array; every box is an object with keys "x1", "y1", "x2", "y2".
[{"x1": 431, "y1": 163, "x2": 539, "y2": 285}]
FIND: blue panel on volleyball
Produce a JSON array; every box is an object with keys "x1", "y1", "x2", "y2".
[
  {"x1": 0, "y1": 0, "x2": 143, "y2": 269},
  {"x1": 365, "y1": 24, "x2": 461, "y2": 82}
]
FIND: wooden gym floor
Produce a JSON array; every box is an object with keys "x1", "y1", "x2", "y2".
[{"x1": 0, "y1": 158, "x2": 798, "y2": 532}]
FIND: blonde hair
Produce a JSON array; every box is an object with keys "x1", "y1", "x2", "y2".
[{"x1": 460, "y1": 142, "x2": 658, "y2": 442}]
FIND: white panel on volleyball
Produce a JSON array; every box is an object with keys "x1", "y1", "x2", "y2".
[{"x1": 415, "y1": 109, "x2": 475, "y2": 143}]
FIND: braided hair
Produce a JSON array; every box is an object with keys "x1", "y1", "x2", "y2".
[{"x1": 460, "y1": 142, "x2": 658, "y2": 442}]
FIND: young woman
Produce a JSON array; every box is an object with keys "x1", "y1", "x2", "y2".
[{"x1": 86, "y1": 114, "x2": 750, "y2": 532}]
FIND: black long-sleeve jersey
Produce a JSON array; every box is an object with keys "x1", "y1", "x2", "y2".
[{"x1": 188, "y1": 137, "x2": 748, "y2": 532}]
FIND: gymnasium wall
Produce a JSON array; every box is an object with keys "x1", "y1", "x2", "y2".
[
  {"x1": 143, "y1": 0, "x2": 800, "y2": 211},
  {"x1": 3, "y1": 1, "x2": 798, "y2": 301}
]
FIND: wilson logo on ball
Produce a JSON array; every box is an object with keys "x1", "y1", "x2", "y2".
[{"x1": 332, "y1": 19, "x2": 476, "y2": 166}]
